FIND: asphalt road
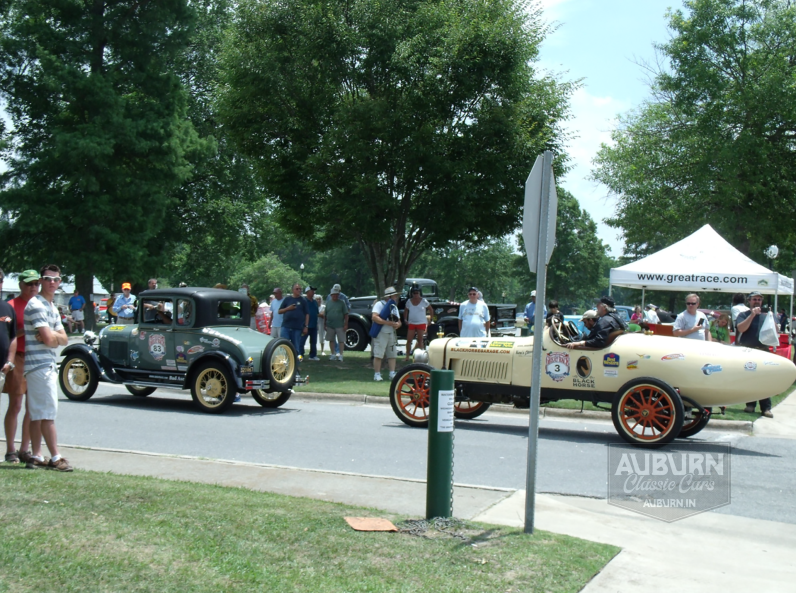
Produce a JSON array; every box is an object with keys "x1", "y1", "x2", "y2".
[{"x1": 4, "y1": 382, "x2": 795, "y2": 525}]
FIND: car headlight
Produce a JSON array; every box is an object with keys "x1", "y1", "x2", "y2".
[{"x1": 413, "y1": 349, "x2": 429, "y2": 364}]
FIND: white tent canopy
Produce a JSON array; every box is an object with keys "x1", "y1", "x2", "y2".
[{"x1": 610, "y1": 225, "x2": 794, "y2": 296}]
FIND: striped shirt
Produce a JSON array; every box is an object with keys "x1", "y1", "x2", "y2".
[{"x1": 24, "y1": 295, "x2": 63, "y2": 374}]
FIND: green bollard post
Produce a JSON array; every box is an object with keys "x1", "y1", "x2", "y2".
[{"x1": 427, "y1": 369, "x2": 455, "y2": 519}]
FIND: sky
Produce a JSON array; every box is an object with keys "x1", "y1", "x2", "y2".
[{"x1": 536, "y1": 0, "x2": 687, "y2": 257}]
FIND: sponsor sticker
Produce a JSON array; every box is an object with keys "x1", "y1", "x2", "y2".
[
  {"x1": 187, "y1": 345, "x2": 205, "y2": 356},
  {"x1": 576, "y1": 356, "x2": 592, "y2": 378},
  {"x1": 763, "y1": 360, "x2": 780, "y2": 366},
  {"x1": 516, "y1": 348, "x2": 533, "y2": 357},
  {"x1": 489, "y1": 341, "x2": 515, "y2": 349},
  {"x1": 200, "y1": 337, "x2": 221, "y2": 347},
  {"x1": 177, "y1": 365, "x2": 188, "y2": 371},
  {"x1": 607, "y1": 443, "x2": 731, "y2": 522},
  {"x1": 744, "y1": 361, "x2": 757, "y2": 372},
  {"x1": 131, "y1": 328, "x2": 138, "y2": 336},
  {"x1": 636, "y1": 354, "x2": 651, "y2": 360},
  {"x1": 603, "y1": 353, "x2": 620, "y2": 367},
  {"x1": 107, "y1": 325, "x2": 126, "y2": 331},
  {"x1": 240, "y1": 366, "x2": 253, "y2": 374},
  {"x1": 701, "y1": 364, "x2": 722, "y2": 375},
  {"x1": 161, "y1": 366, "x2": 177, "y2": 371},
  {"x1": 450, "y1": 348, "x2": 510, "y2": 354},
  {"x1": 130, "y1": 351, "x2": 139, "y2": 361},
  {"x1": 139, "y1": 332, "x2": 146, "y2": 341},
  {"x1": 626, "y1": 360, "x2": 638, "y2": 370},
  {"x1": 176, "y1": 352, "x2": 187, "y2": 364},
  {"x1": 573, "y1": 377, "x2": 596, "y2": 388},
  {"x1": 661, "y1": 353, "x2": 685, "y2": 361},
  {"x1": 148, "y1": 334, "x2": 166, "y2": 361},
  {"x1": 604, "y1": 369, "x2": 618, "y2": 378},
  {"x1": 545, "y1": 351, "x2": 570, "y2": 382},
  {"x1": 166, "y1": 359, "x2": 176, "y2": 366}
]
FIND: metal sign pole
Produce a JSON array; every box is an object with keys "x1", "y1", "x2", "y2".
[{"x1": 524, "y1": 151, "x2": 554, "y2": 534}]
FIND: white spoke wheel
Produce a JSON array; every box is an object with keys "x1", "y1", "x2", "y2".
[
  {"x1": 262, "y1": 338, "x2": 298, "y2": 391},
  {"x1": 190, "y1": 362, "x2": 236, "y2": 413},
  {"x1": 59, "y1": 353, "x2": 99, "y2": 401}
]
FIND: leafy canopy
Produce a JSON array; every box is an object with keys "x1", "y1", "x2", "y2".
[
  {"x1": 593, "y1": 0, "x2": 796, "y2": 266},
  {"x1": 218, "y1": 0, "x2": 573, "y2": 295}
]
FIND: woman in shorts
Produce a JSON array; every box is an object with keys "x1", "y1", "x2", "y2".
[{"x1": 403, "y1": 287, "x2": 432, "y2": 361}]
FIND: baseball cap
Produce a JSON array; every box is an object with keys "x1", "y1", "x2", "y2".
[
  {"x1": 530, "y1": 290, "x2": 536, "y2": 297},
  {"x1": 19, "y1": 269, "x2": 40, "y2": 283},
  {"x1": 331, "y1": 286, "x2": 341, "y2": 294},
  {"x1": 122, "y1": 282, "x2": 131, "y2": 290},
  {"x1": 304, "y1": 285, "x2": 316, "y2": 292},
  {"x1": 581, "y1": 310, "x2": 598, "y2": 320},
  {"x1": 748, "y1": 290, "x2": 762, "y2": 298},
  {"x1": 599, "y1": 296, "x2": 615, "y2": 308}
]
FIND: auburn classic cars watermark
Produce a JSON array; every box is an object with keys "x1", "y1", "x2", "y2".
[{"x1": 607, "y1": 443, "x2": 731, "y2": 522}]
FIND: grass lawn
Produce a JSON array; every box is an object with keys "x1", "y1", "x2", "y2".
[
  {"x1": 0, "y1": 470, "x2": 618, "y2": 593},
  {"x1": 294, "y1": 351, "x2": 795, "y2": 422}
]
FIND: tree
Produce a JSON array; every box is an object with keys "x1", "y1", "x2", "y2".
[
  {"x1": 593, "y1": 0, "x2": 796, "y2": 268},
  {"x1": 0, "y1": 1, "x2": 204, "y2": 328},
  {"x1": 513, "y1": 188, "x2": 613, "y2": 311},
  {"x1": 164, "y1": 0, "x2": 271, "y2": 287},
  {"x1": 218, "y1": 0, "x2": 573, "y2": 297},
  {"x1": 229, "y1": 253, "x2": 301, "y2": 302}
]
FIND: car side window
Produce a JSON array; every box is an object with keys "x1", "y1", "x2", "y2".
[
  {"x1": 176, "y1": 299, "x2": 193, "y2": 326},
  {"x1": 140, "y1": 298, "x2": 173, "y2": 325},
  {"x1": 218, "y1": 300, "x2": 242, "y2": 320}
]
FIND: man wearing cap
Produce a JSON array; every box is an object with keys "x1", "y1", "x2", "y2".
[
  {"x1": 371, "y1": 286, "x2": 401, "y2": 381},
  {"x1": 673, "y1": 294, "x2": 712, "y2": 342},
  {"x1": 300, "y1": 286, "x2": 320, "y2": 360},
  {"x1": 644, "y1": 303, "x2": 660, "y2": 324},
  {"x1": 0, "y1": 268, "x2": 20, "y2": 463},
  {"x1": 68, "y1": 289, "x2": 86, "y2": 333},
  {"x1": 523, "y1": 291, "x2": 546, "y2": 332},
  {"x1": 581, "y1": 309, "x2": 598, "y2": 334},
  {"x1": 736, "y1": 291, "x2": 774, "y2": 418},
  {"x1": 325, "y1": 287, "x2": 349, "y2": 361},
  {"x1": 24, "y1": 264, "x2": 71, "y2": 471},
  {"x1": 325, "y1": 283, "x2": 350, "y2": 357},
  {"x1": 459, "y1": 287, "x2": 490, "y2": 338},
  {"x1": 112, "y1": 283, "x2": 136, "y2": 323},
  {"x1": 566, "y1": 296, "x2": 627, "y2": 349}
]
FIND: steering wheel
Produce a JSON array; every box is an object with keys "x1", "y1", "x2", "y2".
[
  {"x1": 565, "y1": 321, "x2": 581, "y2": 340},
  {"x1": 551, "y1": 316, "x2": 569, "y2": 344}
]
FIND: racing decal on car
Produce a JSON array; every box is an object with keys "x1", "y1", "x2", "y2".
[
  {"x1": 161, "y1": 366, "x2": 177, "y2": 371},
  {"x1": 626, "y1": 360, "x2": 638, "y2": 370},
  {"x1": 545, "y1": 351, "x2": 570, "y2": 382},
  {"x1": 176, "y1": 346, "x2": 187, "y2": 364},
  {"x1": 604, "y1": 369, "x2": 618, "y2": 378},
  {"x1": 200, "y1": 337, "x2": 221, "y2": 347},
  {"x1": 489, "y1": 341, "x2": 514, "y2": 349},
  {"x1": 130, "y1": 351, "x2": 139, "y2": 361},
  {"x1": 139, "y1": 332, "x2": 146, "y2": 341},
  {"x1": 744, "y1": 361, "x2": 757, "y2": 371},
  {"x1": 576, "y1": 356, "x2": 592, "y2": 378},
  {"x1": 107, "y1": 326, "x2": 127, "y2": 331},
  {"x1": 661, "y1": 353, "x2": 685, "y2": 361},
  {"x1": 201, "y1": 328, "x2": 243, "y2": 346},
  {"x1": 603, "y1": 353, "x2": 620, "y2": 367},
  {"x1": 451, "y1": 348, "x2": 511, "y2": 354},
  {"x1": 131, "y1": 328, "x2": 138, "y2": 336},
  {"x1": 702, "y1": 364, "x2": 723, "y2": 375},
  {"x1": 635, "y1": 354, "x2": 651, "y2": 359},
  {"x1": 166, "y1": 359, "x2": 176, "y2": 366},
  {"x1": 763, "y1": 360, "x2": 780, "y2": 366},
  {"x1": 516, "y1": 348, "x2": 533, "y2": 357},
  {"x1": 149, "y1": 334, "x2": 166, "y2": 361},
  {"x1": 177, "y1": 365, "x2": 188, "y2": 371},
  {"x1": 187, "y1": 345, "x2": 205, "y2": 355}
]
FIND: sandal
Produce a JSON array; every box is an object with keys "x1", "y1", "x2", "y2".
[{"x1": 5, "y1": 451, "x2": 20, "y2": 464}]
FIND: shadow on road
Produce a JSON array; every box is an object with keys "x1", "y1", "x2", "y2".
[{"x1": 60, "y1": 392, "x2": 298, "y2": 418}]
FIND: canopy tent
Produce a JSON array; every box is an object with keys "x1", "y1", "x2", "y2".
[{"x1": 610, "y1": 225, "x2": 793, "y2": 296}]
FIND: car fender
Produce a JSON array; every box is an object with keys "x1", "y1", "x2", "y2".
[
  {"x1": 60, "y1": 343, "x2": 119, "y2": 384},
  {"x1": 185, "y1": 351, "x2": 242, "y2": 391},
  {"x1": 348, "y1": 311, "x2": 371, "y2": 332}
]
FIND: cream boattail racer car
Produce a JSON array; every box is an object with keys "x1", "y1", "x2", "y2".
[{"x1": 389, "y1": 319, "x2": 796, "y2": 445}]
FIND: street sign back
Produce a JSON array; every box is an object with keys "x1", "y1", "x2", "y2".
[{"x1": 522, "y1": 154, "x2": 558, "y2": 273}]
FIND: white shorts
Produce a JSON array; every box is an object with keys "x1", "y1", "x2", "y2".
[
  {"x1": 26, "y1": 364, "x2": 58, "y2": 421},
  {"x1": 72, "y1": 310, "x2": 84, "y2": 321},
  {"x1": 372, "y1": 330, "x2": 397, "y2": 359}
]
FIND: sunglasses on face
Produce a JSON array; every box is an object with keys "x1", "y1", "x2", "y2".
[
  {"x1": 41, "y1": 276, "x2": 61, "y2": 283},
  {"x1": 686, "y1": 302, "x2": 698, "y2": 306}
]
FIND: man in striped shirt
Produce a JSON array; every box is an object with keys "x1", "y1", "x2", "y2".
[{"x1": 24, "y1": 264, "x2": 71, "y2": 472}]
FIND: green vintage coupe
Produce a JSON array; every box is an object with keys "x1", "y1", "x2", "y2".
[{"x1": 58, "y1": 287, "x2": 300, "y2": 413}]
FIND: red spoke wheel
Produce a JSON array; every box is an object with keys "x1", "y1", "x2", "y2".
[
  {"x1": 454, "y1": 400, "x2": 491, "y2": 420},
  {"x1": 390, "y1": 364, "x2": 433, "y2": 427},
  {"x1": 611, "y1": 378, "x2": 684, "y2": 446},
  {"x1": 678, "y1": 406, "x2": 711, "y2": 439}
]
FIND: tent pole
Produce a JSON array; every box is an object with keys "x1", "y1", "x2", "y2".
[{"x1": 641, "y1": 288, "x2": 646, "y2": 310}]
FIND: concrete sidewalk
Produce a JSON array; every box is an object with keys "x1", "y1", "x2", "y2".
[{"x1": 23, "y1": 434, "x2": 794, "y2": 593}]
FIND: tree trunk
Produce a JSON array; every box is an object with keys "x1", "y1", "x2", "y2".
[{"x1": 76, "y1": 272, "x2": 96, "y2": 332}]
